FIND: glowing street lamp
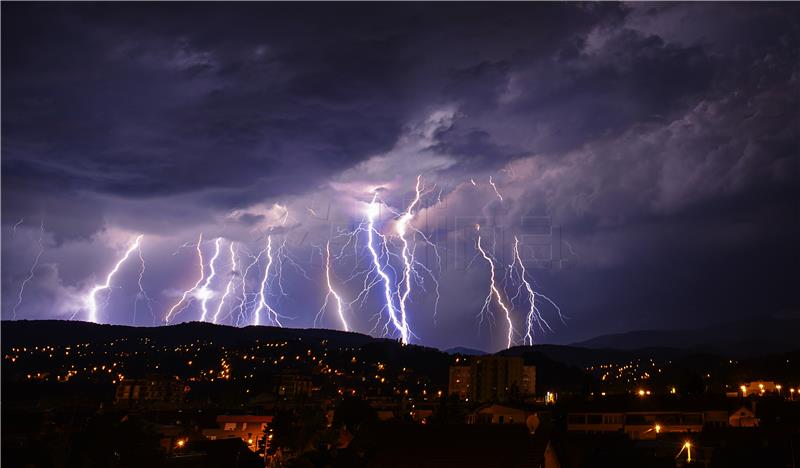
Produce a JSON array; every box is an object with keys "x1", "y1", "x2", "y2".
[
  {"x1": 655, "y1": 424, "x2": 661, "y2": 434},
  {"x1": 676, "y1": 441, "x2": 692, "y2": 463},
  {"x1": 740, "y1": 385, "x2": 747, "y2": 396},
  {"x1": 776, "y1": 384, "x2": 782, "y2": 396}
]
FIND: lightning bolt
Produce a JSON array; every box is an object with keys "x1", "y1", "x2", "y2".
[
  {"x1": 235, "y1": 247, "x2": 262, "y2": 326},
  {"x1": 252, "y1": 235, "x2": 281, "y2": 326},
  {"x1": 476, "y1": 226, "x2": 514, "y2": 349},
  {"x1": 213, "y1": 240, "x2": 237, "y2": 324},
  {"x1": 133, "y1": 239, "x2": 156, "y2": 325},
  {"x1": 488, "y1": 175, "x2": 504, "y2": 202},
  {"x1": 165, "y1": 233, "x2": 205, "y2": 323},
  {"x1": 11, "y1": 217, "x2": 24, "y2": 235},
  {"x1": 12, "y1": 219, "x2": 45, "y2": 320},
  {"x1": 85, "y1": 234, "x2": 143, "y2": 323},
  {"x1": 510, "y1": 236, "x2": 551, "y2": 345},
  {"x1": 395, "y1": 175, "x2": 422, "y2": 340},
  {"x1": 316, "y1": 241, "x2": 349, "y2": 331},
  {"x1": 198, "y1": 237, "x2": 222, "y2": 322},
  {"x1": 366, "y1": 194, "x2": 409, "y2": 344}
]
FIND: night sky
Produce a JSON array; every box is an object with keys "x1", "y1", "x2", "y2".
[{"x1": 2, "y1": 3, "x2": 798, "y2": 351}]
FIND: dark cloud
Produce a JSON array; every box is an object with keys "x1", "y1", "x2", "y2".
[{"x1": 2, "y1": 3, "x2": 797, "y2": 350}]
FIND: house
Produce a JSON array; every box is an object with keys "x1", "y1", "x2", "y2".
[
  {"x1": 566, "y1": 412, "x2": 624, "y2": 434},
  {"x1": 729, "y1": 405, "x2": 759, "y2": 427},
  {"x1": 468, "y1": 403, "x2": 531, "y2": 425},
  {"x1": 201, "y1": 414, "x2": 273, "y2": 452},
  {"x1": 623, "y1": 411, "x2": 704, "y2": 439},
  {"x1": 741, "y1": 381, "x2": 779, "y2": 396}
]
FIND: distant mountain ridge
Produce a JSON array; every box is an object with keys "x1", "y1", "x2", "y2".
[
  {"x1": 443, "y1": 347, "x2": 487, "y2": 356},
  {"x1": 571, "y1": 318, "x2": 800, "y2": 358},
  {"x1": 3, "y1": 318, "x2": 797, "y2": 361}
]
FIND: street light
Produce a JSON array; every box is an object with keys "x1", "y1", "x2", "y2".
[
  {"x1": 776, "y1": 385, "x2": 782, "y2": 396},
  {"x1": 655, "y1": 424, "x2": 661, "y2": 434},
  {"x1": 740, "y1": 385, "x2": 747, "y2": 396},
  {"x1": 676, "y1": 441, "x2": 692, "y2": 463}
]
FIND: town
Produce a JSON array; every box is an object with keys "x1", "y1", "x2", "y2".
[{"x1": 2, "y1": 320, "x2": 798, "y2": 467}]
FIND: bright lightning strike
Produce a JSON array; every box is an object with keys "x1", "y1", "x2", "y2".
[
  {"x1": 395, "y1": 175, "x2": 422, "y2": 341},
  {"x1": 213, "y1": 241, "x2": 238, "y2": 324},
  {"x1": 476, "y1": 226, "x2": 514, "y2": 349},
  {"x1": 165, "y1": 233, "x2": 205, "y2": 323},
  {"x1": 252, "y1": 235, "x2": 281, "y2": 326},
  {"x1": 86, "y1": 235, "x2": 143, "y2": 323},
  {"x1": 13, "y1": 219, "x2": 45, "y2": 320},
  {"x1": 366, "y1": 193, "x2": 409, "y2": 344},
  {"x1": 316, "y1": 241, "x2": 349, "y2": 331},
  {"x1": 511, "y1": 236, "x2": 551, "y2": 345},
  {"x1": 134, "y1": 239, "x2": 156, "y2": 324},
  {"x1": 234, "y1": 248, "x2": 262, "y2": 326},
  {"x1": 198, "y1": 237, "x2": 222, "y2": 322}
]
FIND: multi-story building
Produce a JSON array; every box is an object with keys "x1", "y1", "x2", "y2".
[
  {"x1": 448, "y1": 365, "x2": 472, "y2": 400},
  {"x1": 273, "y1": 371, "x2": 313, "y2": 399},
  {"x1": 448, "y1": 356, "x2": 536, "y2": 403},
  {"x1": 114, "y1": 375, "x2": 184, "y2": 407}
]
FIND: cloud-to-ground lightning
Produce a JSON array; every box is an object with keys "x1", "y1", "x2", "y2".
[
  {"x1": 316, "y1": 241, "x2": 349, "y2": 331},
  {"x1": 233, "y1": 247, "x2": 262, "y2": 326},
  {"x1": 213, "y1": 240, "x2": 238, "y2": 324},
  {"x1": 366, "y1": 193, "x2": 410, "y2": 344},
  {"x1": 30, "y1": 174, "x2": 555, "y2": 349},
  {"x1": 395, "y1": 175, "x2": 422, "y2": 340},
  {"x1": 508, "y1": 236, "x2": 566, "y2": 345},
  {"x1": 165, "y1": 233, "x2": 205, "y2": 323},
  {"x1": 133, "y1": 239, "x2": 156, "y2": 324},
  {"x1": 198, "y1": 237, "x2": 222, "y2": 322},
  {"x1": 12, "y1": 219, "x2": 45, "y2": 319},
  {"x1": 252, "y1": 235, "x2": 281, "y2": 326},
  {"x1": 85, "y1": 235, "x2": 143, "y2": 323},
  {"x1": 476, "y1": 225, "x2": 514, "y2": 348},
  {"x1": 511, "y1": 236, "x2": 551, "y2": 345}
]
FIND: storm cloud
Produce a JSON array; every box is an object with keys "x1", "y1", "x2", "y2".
[{"x1": 2, "y1": 3, "x2": 798, "y2": 351}]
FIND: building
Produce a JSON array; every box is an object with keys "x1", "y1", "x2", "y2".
[
  {"x1": 201, "y1": 414, "x2": 274, "y2": 452},
  {"x1": 448, "y1": 365, "x2": 471, "y2": 400},
  {"x1": 741, "y1": 381, "x2": 779, "y2": 396},
  {"x1": 467, "y1": 403, "x2": 541, "y2": 428},
  {"x1": 114, "y1": 376, "x2": 184, "y2": 407},
  {"x1": 729, "y1": 405, "x2": 759, "y2": 427},
  {"x1": 448, "y1": 356, "x2": 536, "y2": 403},
  {"x1": 568, "y1": 410, "x2": 705, "y2": 439},
  {"x1": 273, "y1": 371, "x2": 313, "y2": 399},
  {"x1": 566, "y1": 412, "x2": 625, "y2": 434}
]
